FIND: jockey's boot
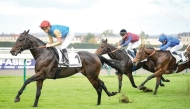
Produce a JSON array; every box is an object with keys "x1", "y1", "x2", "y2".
[
  {"x1": 62, "y1": 49, "x2": 69, "y2": 66},
  {"x1": 172, "y1": 51, "x2": 178, "y2": 55},
  {"x1": 128, "y1": 50, "x2": 135, "y2": 58},
  {"x1": 133, "y1": 48, "x2": 137, "y2": 56}
]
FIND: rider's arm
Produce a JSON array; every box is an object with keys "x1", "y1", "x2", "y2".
[
  {"x1": 121, "y1": 36, "x2": 132, "y2": 47},
  {"x1": 50, "y1": 30, "x2": 63, "y2": 46},
  {"x1": 160, "y1": 40, "x2": 171, "y2": 50},
  {"x1": 158, "y1": 44, "x2": 164, "y2": 48},
  {"x1": 47, "y1": 34, "x2": 53, "y2": 44}
]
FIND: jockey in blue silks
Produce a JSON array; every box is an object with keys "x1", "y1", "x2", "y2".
[{"x1": 155, "y1": 34, "x2": 187, "y2": 63}]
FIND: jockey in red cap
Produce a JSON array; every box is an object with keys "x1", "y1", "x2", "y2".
[{"x1": 39, "y1": 20, "x2": 75, "y2": 66}]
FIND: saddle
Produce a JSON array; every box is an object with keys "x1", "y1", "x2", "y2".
[
  {"x1": 171, "y1": 52, "x2": 189, "y2": 65},
  {"x1": 56, "y1": 48, "x2": 82, "y2": 67}
]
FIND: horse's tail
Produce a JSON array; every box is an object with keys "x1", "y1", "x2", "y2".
[{"x1": 97, "y1": 55, "x2": 123, "y2": 73}]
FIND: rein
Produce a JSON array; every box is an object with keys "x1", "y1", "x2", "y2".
[
  {"x1": 148, "y1": 49, "x2": 156, "y2": 57},
  {"x1": 107, "y1": 48, "x2": 119, "y2": 54},
  {"x1": 30, "y1": 46, "x2": 46, "y2": 49}
]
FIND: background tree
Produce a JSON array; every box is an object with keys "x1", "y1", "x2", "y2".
[
  {"x1": 140, "y1": 31, "x2": 148, "y2": 44},
  {"x1": 82, "y1": 33, "x2": 97, "y2": 44},
  {"x1": 101, "y1": 29, "x2": 116, "y2": 36}
]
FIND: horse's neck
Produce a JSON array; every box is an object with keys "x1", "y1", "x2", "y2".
[
  {"x1": 144, "y1": 48, "x2": 154, "y2": 55},
  {"x1": 28, "y1": 35, "x2": 47, "y2": 59},
  {"x1": 145, "y1": 48, "x2": 158, "y2": 61},
  {"x1": 107, "y1": 47, "x2": 127, "y2": 60},
  {"x1": 107, "y1": 45, "x2": 120, "y2": 59}
]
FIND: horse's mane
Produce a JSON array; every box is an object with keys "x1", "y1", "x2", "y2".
[
  {"x1": 28, "y1": 34, "x2": 46, "y2": 45},
  {"x1": 28, "y1": 34, "x2": 59, "y2": 59},
  {"x1": 147, "y1": 47, "x2": 154, "y2": 50},
  {"x1": 107, "y1": 43, "x2": 117, "y2": 49}
]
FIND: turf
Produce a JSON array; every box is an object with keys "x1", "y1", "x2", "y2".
[{"x1": 0, "y1": 73, "x2": 190, "y2": 109}]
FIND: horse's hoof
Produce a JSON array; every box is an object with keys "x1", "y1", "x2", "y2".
[
  {"x1": 109, "y1": 92, "x2": 117, "y2": 96},
  {"x1": 111, "y1": 92, "x2": 117, "y2": 96},
  {"x1": 165, "y1": 79, "x2": 170, "y2": 82},
  {"x1": 137, "y1": 86, "x2": 146, "y2": 90},
  {"x1": 112, "y1": 92, "x2": 117, "y2": 95},
  {"x1": 97, "y1": 103, "x2": 101, "y2": 105},
  {"x1": 160, "y1": 84, "x2": 165, "y2": 87},
  {"x1": 143, "y1": 87, "x2": 153, "y2": 92},
  {"x1": 14, "y1": 98, "x2": 20, "y2": 103}
]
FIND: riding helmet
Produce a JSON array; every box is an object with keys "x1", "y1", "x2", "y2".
[
  {"x1": 120, "y1": 29, "x2": 127, "y2": 36},
  {"x1": 158, "y1": 34, "x2": 167, "y2": 42},
  {"x1": 39, "y1": 20, "x2": 51, "y2": 27}
]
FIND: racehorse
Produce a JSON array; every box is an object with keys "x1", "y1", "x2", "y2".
[
  {"x1": 95, "y1": 39, "x2": 169, "y2": 93},
  {"x1": 133, "y1": 44, "x2": 190, "y2": 95},
  {"x1": 10, "y1": 30, "x2": 123, "y2": 107}
]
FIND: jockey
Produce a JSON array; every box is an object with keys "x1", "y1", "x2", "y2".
[
  {"x1": 155, "y1": 34, "x2": 187, "y2": 62},
  {"x1": 39, "y1": 20, "x2": 75, "y2": 66},
  {"x1": 117, "y1": 29, "x2": 141, "y2": 58}
]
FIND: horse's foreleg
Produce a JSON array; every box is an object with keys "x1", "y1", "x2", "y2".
[
  {"x1": 138, "y1": 74, "x2": 155, "y2": 90},
  {"x1": 127, "y1": 72, "x2": 137, "y2": 88},
  {"x1": 98, "y1": 79, "x2": 117, "y2": 97},
  {"x1": 161, "y1": 76, "x2": 170, "y2": 82},
  {"x1": 159, "y1": 76, "x2": 170, "y2": 87},
  {"x1": 14, "y1": 76, "x2": 36, "y2": 103},
  {"x1": 33, "y1": 80, "x2": 44, "y2": 107},
  {"x1": 117, "y1": 73, "x2": 123, "y2": 93},
  {"x1": 154, "y1": 76, "x2": 161, "y2": 95}
]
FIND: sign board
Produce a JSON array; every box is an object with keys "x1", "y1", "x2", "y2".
[{"x1": 0, "y1": 59, "x2": 35, "y2": 70}]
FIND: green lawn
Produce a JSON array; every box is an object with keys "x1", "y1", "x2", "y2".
[{"x1": 0, "y1": 73, "x2": 190, "y2": 109}]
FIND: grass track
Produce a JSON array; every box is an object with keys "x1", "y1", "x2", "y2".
[{"x1": 0, "y1": 73, "x2": 190, "y2": 109}]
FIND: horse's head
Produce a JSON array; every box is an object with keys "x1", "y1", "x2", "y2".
[
  {"x1": 10, "y1": 30, "x2": 30, "y2": 56},
  {"x1": 95, "y1": 39, "x2": 109, "y2": 55},
  {"x1": 133, "y1": 44, "x2": 154, "y2": 66},
  {"x1": 184, "y1": 44, "x2": 190, "y2": 57}
]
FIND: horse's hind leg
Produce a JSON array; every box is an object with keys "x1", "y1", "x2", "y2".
[
  {"x1": 33, "y1": 80, "x2": 44, "y2": 107},
  {"x1": 89, "y1": 78, "x2": 102, "y2": 105},
  {"x1": 98, "y1": 79, "x2": 117, "y2": 96},
  {"x1": 88, "y1": 78, "x2": 117, "y2": 105}
]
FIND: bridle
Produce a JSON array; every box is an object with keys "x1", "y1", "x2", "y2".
[
  {"x1": 97, "y1": 43, "x2": 119, "y2": 57},
  {"x1": 15, "y1": 33, "x2": 46, "y2": 59}
]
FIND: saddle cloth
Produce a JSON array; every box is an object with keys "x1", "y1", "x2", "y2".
[
  {"x1": 56, "y1": 48, "x2": 82, "y2": 67},
  {"x1": 171, "y1": 52, "x2": 189, "y2": 65}
]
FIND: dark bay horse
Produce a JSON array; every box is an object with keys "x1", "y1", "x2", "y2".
[
  {"x1": 133, "y1": 45, "x2": 190, "y2": 95},
  {"x1": 10, "y1": 30, "x2": 123, "y2": 107},
  {"x1": 95, "y1": 39, "x2": 169, "y2": 93}
]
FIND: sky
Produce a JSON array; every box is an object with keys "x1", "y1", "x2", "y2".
[{"x1": 0, "y1": 0, "x2": 190, "y2": 35}]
